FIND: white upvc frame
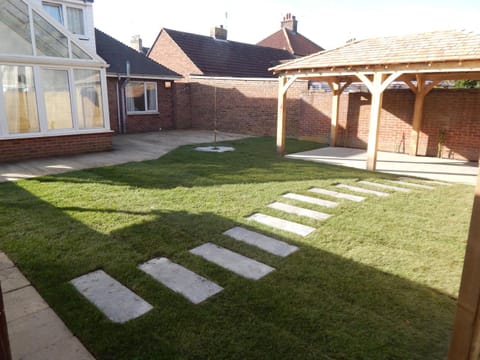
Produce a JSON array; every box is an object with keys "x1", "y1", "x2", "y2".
[
  {"x1": 41, "y1": 0, "x2": 86, "y2": 37},
  {"x1": 126, "y1": 81, "x2": 159, "y2": 115},
  {"x1": 0, "y1": 62, "x2": 111, "y2": 139}
]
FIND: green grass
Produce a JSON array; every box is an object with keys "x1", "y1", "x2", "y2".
[{"x1": 0, "y1": 137, "x2": 473, "y2": 359}]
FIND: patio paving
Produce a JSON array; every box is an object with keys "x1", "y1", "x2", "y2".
[
  {"x1": 0, "y1": 130, "x2": 250, "y2": 182},
  {"x1": 286, "y1": 146, "x2": 478, "y2": 185}
]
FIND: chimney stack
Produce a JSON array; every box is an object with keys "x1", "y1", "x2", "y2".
[
  {"x1": 211, "y1": 25, "x2": 227, "y2": 40},
  {"x1": 130, "y1": 35, "x2": 143, "y2": 52},
  {"x1": 281, "y1": 13, "x2": 298, "y2": 33}
]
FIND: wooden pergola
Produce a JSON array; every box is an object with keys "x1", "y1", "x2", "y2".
[{"x1": 271, "y1": 30, "x2": 480, "y2": 359}]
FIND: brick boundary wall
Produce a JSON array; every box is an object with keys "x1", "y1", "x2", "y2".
[
  {"x1": 175, "y1": 78, "x2": 480, "y2": 161},
  {"x1": 0, "y1": 132, "x2": 113, "y2": 163}
]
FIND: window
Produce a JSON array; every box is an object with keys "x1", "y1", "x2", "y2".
[
  {"x1": 41, "y1": 69, "x2": 73, "y2": 130},
  {"x1": 42, "y1": 2, "x2": 85, "y2": 35},
  {"x1": 74, "y1": 69, "x2": 104, "y2": 128},
  {"x1": 126, "y1": 82, "x2": 158, "y2": 114},
  {"x1": 0, "y1": 0, "x2": 33, "y2": 55},
  {"x1": 34, "y1": 11, "x2": 69, "y2": 58},
  {"x1": 1, "y1": 65, "x2": 40, "y2": 134}
]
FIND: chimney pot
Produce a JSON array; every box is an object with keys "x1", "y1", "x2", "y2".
[{"x1": 281, "y1": 13, "x2": 298, "y2": 33}]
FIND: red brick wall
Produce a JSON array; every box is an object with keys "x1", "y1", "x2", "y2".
[
  {"x1": 173, "y1": 83, "x2": 192, "y2": 129},
  {"x1": 0, "y1": 132, "x2": 113, "y2": 162},
  {"x1": 175, "y1": 79, "x2": 480, "y2": 161},
  {"x1": 107, "y1": 77, "x2": 175, "y2": 134}
]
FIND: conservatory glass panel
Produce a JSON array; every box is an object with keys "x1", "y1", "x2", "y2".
[
  {"x1": 41, "y1": 69, "x2": 73, "y2": 130},
  {"x1": 1, "y1": 65, "x2": 40, "y2": 134},
  {"x1": 74, "y1": 69, "x2": 104, "y2": 128},
  {"x1": 33, "y1": 11, "x2": 68, "y2": 58},
  {"x1": 71, "y1": 42, "x2": 91, "y2": 60},
  {"x1": 0, "y1": 0, "x2": 33, "y2": 55}
]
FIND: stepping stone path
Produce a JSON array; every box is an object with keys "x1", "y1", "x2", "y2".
[
  {"x1": 190, "y1": 243, "x2": 275, "y2": 280},
  {"x1": 283, "y1": 193, "x2": 338, "y2": 208},
  {"x1": 309, "y1": 187, "x2": 365, "y2": 202},
  {"x1": 336, "y1": 184, "x2": 389, "y2": 197},
  {"x1": 387, "y1": 180, "x2": 435, "y2": 190},
  {"x1": 399, "y1": 177, "x2": 450, "y2": 186},
  {"x1": 224, "y1": 226, "x2": 298, "y2": 257},
  {"x1": 70, "y1": 270, "x2": 153, "y2": 323},
  {"x1": 248, "y1": 213, "x2": 316, "y2": 237},
  {"x1": 358, "y1": 180, "x2": 411, "y2": 193},
  {"x1": 139, "y1": 258, "x2": 223, "y2": 304},
  {"x1": 268, "y1": 202, "x2": 331, "y2": 220},
  {"x1": 70, "y1": 177, "x2": 441, "y2": 321}
]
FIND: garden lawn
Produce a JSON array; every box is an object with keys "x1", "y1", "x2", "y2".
[{"x1": 0, "y1": 137, "x2": 473, "y2": 359}]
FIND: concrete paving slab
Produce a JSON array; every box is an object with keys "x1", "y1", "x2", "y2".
[
  {"x1": 309, "y1": 188, "x2": 365, "y2": 202},
  {"x1": 223, "y1": 227, "x2": 298, "y2": 257},
  {"x1": 21, "y1": 335, "x2": 95, "y2": 360},
  {"x1": 336, "y1": 184, "x2": 389, "y2": 197},
  {"x1": 70, "y1": 270, "x2": 153, "y2": 323},
  {"x1": 138, "y1": 258, "x2": 223, "y2": 304},
  {"x1": 4, "y1": 286, "x2": 49, "y2": 323},
  {"x1": 190, "y1": 243, "x2": 275, "y2": 280},
  {"x1": 0, "y1": 252, "x2": 14, "y2": 271},
  {"x1": 358, "y1": 180, "x2": 411, "y2": 193},
  {"x1": 388, "y1": 180, "x2": 435, "y2": 190},
  {"x1": 247, "y1": 213, "x2": 316, "y2": 237},
  {"x1": 399, "y1": 177, "x2": 451, "y2": 186},
  {"x1": 0, "y1": 266, "x2": 30, "y2": 293},
  {"x1": 8, "y1": 308, "x2": 74, "y2": 360},
  {"x1": 268, "y1": 202, "x2": 331, "y2": 221},
  {"x1": 283, "y1": 193, "x2": 338, "y2": 208}
]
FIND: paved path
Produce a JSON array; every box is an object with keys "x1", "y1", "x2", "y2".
[{"x1": 0, "y1": 130, "x2": 250, "y2": 182}]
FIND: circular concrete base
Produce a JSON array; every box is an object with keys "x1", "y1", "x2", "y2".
[{"x1": 195, "y1": 146, "x2": 235, "y2": 153}]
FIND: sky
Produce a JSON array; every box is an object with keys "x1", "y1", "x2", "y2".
[{"x1": 93, "y1": 0, "x2": 480, "y2": 50}]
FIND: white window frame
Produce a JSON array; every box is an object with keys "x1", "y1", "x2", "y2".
[
  {"x1": 126, "y1": 81, "x2": 159, "y2": 115},
  {"x1": 0, "y1": 63, "x2": 110, "y2": 139},
  {"x1": 42, "y1": 1, "x2": 86, "y2": 37}
]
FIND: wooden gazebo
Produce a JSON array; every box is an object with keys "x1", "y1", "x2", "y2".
[{"x1": 271, "y1": 29, "x2": 480, "y2": 359}]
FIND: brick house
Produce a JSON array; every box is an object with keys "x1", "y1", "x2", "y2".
[
  {"x1": 95, "y1": 29, "x2": 181, "y2": 134},
  {"x1": 0, "y1": 0, "x2": 113, "y2": 162},
  {"x1": 148, "y1": 26, "x2": 294, "y2": 79},
  {"x1": 257, "y1": 14, "x2": 324, "y2": 57}
]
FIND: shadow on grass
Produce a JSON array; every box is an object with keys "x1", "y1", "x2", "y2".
[
  {"x1": 0, "y1": 181, "x2": 455, "y2": 360},
  {"x1": 33, "y1": 137, "x2": 400, "y2": 190}
]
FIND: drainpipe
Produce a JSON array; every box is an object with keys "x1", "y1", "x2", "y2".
[
  {"x1": 115, "y1": 75, "x2": 122, "y2": 133},
  {"x1": 118, "y1": 61, "x2": 131, "y2": 134}
]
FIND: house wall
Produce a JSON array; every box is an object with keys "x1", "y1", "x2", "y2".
[
  {"x1": 106, "y1": 77, "x2": 175, "y2": 134},
  {"x1": 174, "y1": 78, "x2": 480, "y2": 161},
  {"x1": 0, "y1": 132, "x2": 112, "y2": 162},
  {"x1": 148, "y1": 31, "x2": 202, "y2": 78}
]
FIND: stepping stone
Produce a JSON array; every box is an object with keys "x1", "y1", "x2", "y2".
[
  {"x1": 336, "y1": 184, "x2": 389, "y2": 197},
  {"x1": 138, "y1": 258, "x2": 223, "y2": 304},
  {"x1": 399, "y1": 177, "x2": 450, "y2": 186},
  {"x1": 190, "y1": 243, "x2": 275, "y2": 280},
  {"x1": 387, "y1": 180, "x2": 434, "y2": 190},
  {"x1": 358, "y1": 180, "x2": 411, "y2": 193},
  {"x1": 309, "y1": 188, "x2": 365, "y2": 202},
  {"x1": 283, "y1": 193, "x2": 338, "y2": 208},
  {"x1": 268, "y1": 202, "x2": 331, "y2": 221},
  {"x1": 247, "y1": 213, "x2": 316, "y2": 237},
  {"x1": 70, "y1": 270, "x2": 153, "y2": 323},
  {"x1": 224, "y1": 226, "x2": 298, "y2": 257}
]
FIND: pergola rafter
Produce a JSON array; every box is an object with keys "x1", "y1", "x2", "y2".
[{"x1": 270, "y1": 29, "x2": 480, "y2": 359}]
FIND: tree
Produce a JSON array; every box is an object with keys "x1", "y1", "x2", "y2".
[{"x1": 455, "y1": 80, "x2": 480, "y2": 88}]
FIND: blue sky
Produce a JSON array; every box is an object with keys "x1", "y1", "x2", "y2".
[{"x1": 93, "y1": 0, "x2": 480, "y2": 50}]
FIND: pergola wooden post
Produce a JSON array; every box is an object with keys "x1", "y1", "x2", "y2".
[
  {"x1": 276, "y1": 75, "x2": 297, "y2": 156},
  {"x1": 356, "y1": 72, "x2": 402, "y2": 171},
  {"x1": 448, "y1": 168, "x2": 480, "y2": 359},
  {"x1": 327, "y1": 80, "x2": 351, "y2": 147},
  {"x1": 405, "y1": 76, "x2": 440, "y2": 156}
]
